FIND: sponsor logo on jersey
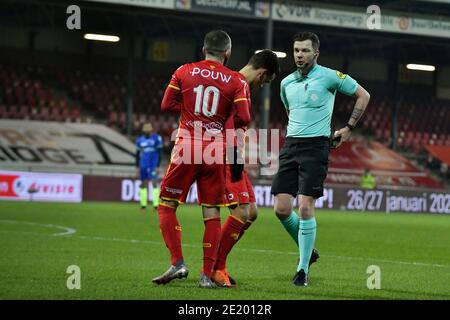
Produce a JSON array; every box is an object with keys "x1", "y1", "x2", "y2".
[
  {"x1": 165, "y1": 187, "x2": 183, "y2": 194},
  {"x1": 336, "y1": 71, "x2": 347, "y2": 79}
]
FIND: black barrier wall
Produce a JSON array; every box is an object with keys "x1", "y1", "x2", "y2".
[{"x1": 83, "y1": 176, "x2": 450, "y2": 215}]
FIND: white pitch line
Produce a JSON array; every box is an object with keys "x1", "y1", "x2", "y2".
[
  {"x1": 0, "y1": 220, "x2": 77, "y2": 236},
  {"x1": 61, "y1": 235, "x2": 450, "y2": 269},
  {"x1": 1, "y1": 224, "x2": 449, "y2": 270}
]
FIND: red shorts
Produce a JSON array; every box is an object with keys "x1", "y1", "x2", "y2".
[
  {"x1": 160, "y1": 142, "x2": 227, "y2": 206},
  {"x1": 160, "y1": 162, "x2": 227, "y2": 207},
  {"x1": 225, "y1": 165, "x2": 256, "y2": 206},
  {"x1": 245, "y1": 171, "x2": 256, "y2": 203}
]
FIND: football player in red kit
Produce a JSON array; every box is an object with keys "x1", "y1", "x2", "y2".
[
  {"x1": 211, "y1": 50, "x2": 280, "y2": 287},
  {"x1": 152, "y1": 30, "x2": 250, "y2": 288}
]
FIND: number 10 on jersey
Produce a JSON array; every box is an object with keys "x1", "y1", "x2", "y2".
[{"x1": 194, "y1": 85, "x2": 219, "y2": 117}]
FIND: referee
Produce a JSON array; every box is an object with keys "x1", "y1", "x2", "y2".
[{"x1": 271, "y1": 32, "x2": 370, "y2": 286}]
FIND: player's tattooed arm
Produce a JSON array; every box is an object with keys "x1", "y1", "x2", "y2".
[
  {"x1": 348, "y1": 84, "x2": 370, "y2": 127},
  {"x1": 349, "y1": 103, "x2": 365, "y2": 126},
  {"x1": 333, "y1": 84, "x2": 370, "y2": 148}
]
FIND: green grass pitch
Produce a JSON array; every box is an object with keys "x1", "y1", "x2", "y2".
[{"x1": 0, "y1": 201, "x2": 449, "y2": 300}]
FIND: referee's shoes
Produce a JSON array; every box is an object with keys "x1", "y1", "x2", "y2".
[
  {"x1": 292, "y1": 248, "x2": 320, "y2": 287},
  {"x1": 293, "y1": 269, "x2": 308, "y2": 287}
]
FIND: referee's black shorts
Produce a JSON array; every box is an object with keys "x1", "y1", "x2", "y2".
[{"x1": 271, "y1": 136, "x2": 330, "y2": 199}]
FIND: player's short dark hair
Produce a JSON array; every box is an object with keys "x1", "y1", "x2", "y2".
[
  {"x1": 292, "y1": 32, "x2": 320, "y2": 51},
  {"x1": 203, "y1": 30, "x2": 232, "y2": 57},
  {"x1": 248, "y1": 49, "x2": 280, "y2": 77}
]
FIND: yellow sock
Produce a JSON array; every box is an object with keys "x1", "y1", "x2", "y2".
[
  {"x1": 140, "y1": 188, "x2": 148, "y2": 208},
  {"x1": 152, "y1": 187, "x2": 160, "y2": 207}
]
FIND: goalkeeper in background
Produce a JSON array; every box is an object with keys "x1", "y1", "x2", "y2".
[{"x1": 136, "y1": 122, "x2": 163, "y2": 211}]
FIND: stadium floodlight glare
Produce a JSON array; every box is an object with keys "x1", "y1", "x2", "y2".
[
  {"x1": 406, "y1": 64, "x2": 435, "y2": 72},
  {"x1": 84, "y1": 34, "x2": 120, "y2": 42},
  {"x1": 255, "y1": 50, "x2": 287, "y2": 59}
]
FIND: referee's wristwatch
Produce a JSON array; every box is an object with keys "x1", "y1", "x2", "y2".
[{"x1": 345, "y1": 123, "x2": 355, "y2": 131}]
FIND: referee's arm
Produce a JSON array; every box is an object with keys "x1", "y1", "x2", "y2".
[
  {"x1": 334, "y1": 84, "x2": 370, "y2": 147},
  {"x1": 348, "y1": 84, "x2": 370, "y2": 128},
  {"x1": 280, "y1": 82, "x2": 290, "y2": 117}
]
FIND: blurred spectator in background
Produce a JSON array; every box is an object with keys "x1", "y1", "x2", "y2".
[{"x1": 360, "y1": 168, "x2": 376, "y2": 189}]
